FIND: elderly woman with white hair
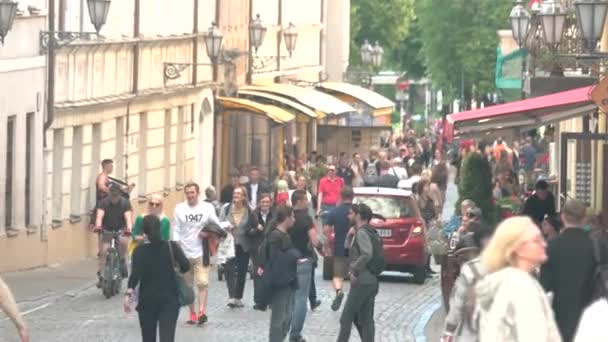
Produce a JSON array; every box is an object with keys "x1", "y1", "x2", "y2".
[
  {"x1": 131, "y1": 193, "x2": 171, "y2": 245},
  {"x1": 474, "y1": 216, "x2": 561, "y2": 342}
]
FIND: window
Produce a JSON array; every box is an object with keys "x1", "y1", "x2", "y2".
[
  {"x1": 353, "y1": 195, "x2": 416, "y2": 219},
  {"x1": 25, "y1": 113, "x2": 34, "y2": 226},
  {"x1": 5, "y1": 116, "x2": 15, "y2": 229}
]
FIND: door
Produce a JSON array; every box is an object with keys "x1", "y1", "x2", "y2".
[{"x1": 559, "y1": 132, "x2": 608, "y2": 211}]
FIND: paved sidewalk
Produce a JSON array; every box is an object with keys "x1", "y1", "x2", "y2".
[{"x1": 1, "y1": 258, "x2": 97, "y2": 314}]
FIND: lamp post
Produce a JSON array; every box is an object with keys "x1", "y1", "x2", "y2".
[
  {"x1": 574, "y1": 0, "x2": 608, "y2": 51},
  {"x1": 360, "y1": 39, "x2": 373, "y2": 65},
  {"x1": 371, "y1": 41, "x2": 384, "y2": 68},
  {"x1": 538, "y1": 0, "x2": 568, "y2": 52},
  {"x1": 283, "y1": 22, "x2": 298, "y2": 57},
  {"x1": 0, "y1": 0, "x2": 18, "y2": 45},
  {"x1": 86, "y1": 0, "x2": 111, "y2": 34},
  {"x1": 510, "y1": 0, "x2": 531, "y2": 48},
  {"x1": 202, "y1": 22, "x2": 223, "y2": 64},
  {"x1": 249, "y1": 13, "x2": 266, "y2": 54}
]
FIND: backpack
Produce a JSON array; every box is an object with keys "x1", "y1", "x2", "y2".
[
  {"x1": 590, "y1": 230, "x2": 608, "y2": 300},
  {"x1": 363, "y1": 227, "x2": 386, "y2": 276}
]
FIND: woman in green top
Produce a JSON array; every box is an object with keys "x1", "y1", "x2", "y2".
[{"x1": 130, "y1": 194, "x2": 171, "y2": 252}]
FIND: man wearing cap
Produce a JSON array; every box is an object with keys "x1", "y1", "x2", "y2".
[
  {"x1": 541, "y1": 199, "x2": 596, "y2": 342},
  {"x1": 95, "y1": 183, "x2": 133, "y2": 284},
  {"x1": 522, "y1": 179, "x2": 556, "y2": 226}
]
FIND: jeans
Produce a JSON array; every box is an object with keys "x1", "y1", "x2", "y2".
[
  {"x1": 225, "y1": 244, "x2": 250, "y2": 300},
  {"x1": 138, "y1": 300, "x2": 180, "y2": 342},
  {"x1": 337, "y1": 281, "x2": 379, "y2": 342},
  {"x1": 269, "y1": 286, "x2": 295, "y2": 342},
  {"x1": 309, "y1": 264, "x2": 317, "y2": 306},
  {"x1": 290, "y1": 259, "x2": 313, "y2": 340}
]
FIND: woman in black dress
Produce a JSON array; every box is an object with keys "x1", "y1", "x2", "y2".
[{"x1": 124, "y1": 215, "x2": 190, "y2": 342}]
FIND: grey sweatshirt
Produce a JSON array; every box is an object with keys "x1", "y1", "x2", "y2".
[{"x1": 349, "y1": 225, "x2": 378, "y2": 285}]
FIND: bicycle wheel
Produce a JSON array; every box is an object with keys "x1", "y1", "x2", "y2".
[{"x1": 103, "y1": 249, "x2": 118, "y2": 298}]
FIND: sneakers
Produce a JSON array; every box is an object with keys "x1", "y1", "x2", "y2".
[
  {"x1": 234, "y1": 299, "x2": 245, "y2": 308},
  {"x1": 96, "y1": 272, "x2": 102, "y2": 288},
  {"x1": 289, "y1": 337, "x2": 306, "y2": 342},
  {"x1": 310, "y1": 300, "x2": 322, "y2": 311},
  {"x1": 331, "y1": 291, "x2": 344, "y2": 311},
  {"x1": 253, "y1": 303, "x2": 267, "y2": 311},
  {"x1": 186, "y1": 312, "x2": 198, "y2": 325},
  {"x1": 198, "y1": 313, "x2": 208, "y2": 325}
]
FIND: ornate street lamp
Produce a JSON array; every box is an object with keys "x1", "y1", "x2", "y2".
[
  {"x1": 249, "y1": 14, "x2": 266, "y2": 54},
  {"x1": 360, "y1": 39, "x2": 373, "y2": 65},
  {"x1": 283, "y1": 22, "x2": 297, "y2": 57},
  {"x1": 86, "y1": 0, "x2": 111, "y2": 34},
  {"x1": 203, "y1": 22, "x2": 223, "y2": 63},
  {"x1": 510, "y1": 0, "x2": 531, "y2": 48},
  {"x1": 574, "y1": 0, "x2": 608, "y2": 51},
  {"x1": 0, "y1": 0, "x2": 18, "y2": 45},
  {"x1": 538, "y1": 0, "x2": 568, "y2": 50},
  {"x1": 371, "y1": 41, "x2": 384, "y2": 67}
]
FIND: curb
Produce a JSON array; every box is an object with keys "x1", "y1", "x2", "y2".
[{"x1": 413, "y1": 300, "x2": 441, "y2": 342}]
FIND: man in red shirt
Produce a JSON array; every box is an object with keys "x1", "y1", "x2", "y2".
[{"x1": 316, "y1": 164, "x2": 344, "y2": 225}]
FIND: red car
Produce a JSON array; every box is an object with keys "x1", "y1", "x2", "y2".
[{"x1": 322, "y1": 187, "x2": 428, "y2": 284}]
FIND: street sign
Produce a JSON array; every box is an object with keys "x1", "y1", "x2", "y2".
[{"x1": 590, "y1": 76, "x2": 608, "y2": 113}]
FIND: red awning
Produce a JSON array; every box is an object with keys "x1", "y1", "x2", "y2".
[{"x1": 446, "y1": 86, "x2": 596, "y2": 138}]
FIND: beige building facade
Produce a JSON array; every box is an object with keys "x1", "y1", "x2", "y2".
[{"x1": 1, "y1": 0, "x2": 352, "y2": 272}]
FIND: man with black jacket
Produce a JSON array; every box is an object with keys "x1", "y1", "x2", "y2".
[
  {"x1": 266, "y1": 206, "x2": 298, "y2": 342},
  {"x1": 246, "y1": 167, "x2": 271, "y2": 210},
  {"x1": 540, "y1": 199, "x2": 596, "y2": 342},
  {"x1": 337, "y1": 204, "x2": 380, "y2": 342}
]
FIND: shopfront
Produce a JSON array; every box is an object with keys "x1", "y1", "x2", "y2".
[{"x1": 216, "y1": 97, "x2": 295, "y2": 186}]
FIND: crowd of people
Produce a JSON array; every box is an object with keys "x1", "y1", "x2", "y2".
[
  {"x1": 440, "y1": 132, "x2": 608, "y2": 342},
  {"x1": 3, "y1": 125, "x2": 607, "y2": 342}
]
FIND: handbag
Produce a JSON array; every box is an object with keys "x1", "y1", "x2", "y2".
[{"x1": 167, "y1": 241, "x2": 195, "y2": 306}]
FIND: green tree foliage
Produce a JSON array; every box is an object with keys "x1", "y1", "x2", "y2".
[
  {"x1": 455, "y1": 153, "x2": 497, "y2": 224},
  {"x1": 415, "y1": 0, "x2": 512, "y2": 102},
  {"x1": 350, "y1": 0, "x2": 414, "y2": 68},
  {"x1": 393, "y1": 18, "x2": 426, "y2": 80}
]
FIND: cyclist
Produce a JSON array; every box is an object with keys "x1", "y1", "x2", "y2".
[{"x1": 94, "y1": 184, "x2": 133, "y2": 286}]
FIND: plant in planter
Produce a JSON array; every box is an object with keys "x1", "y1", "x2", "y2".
[{"x1": 454, "y1": 152, "x2": 497, "y2": 225}]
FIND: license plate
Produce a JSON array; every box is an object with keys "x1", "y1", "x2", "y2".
[{"x1": 377, "y1": 229, "x2": 392, "y2": 238}]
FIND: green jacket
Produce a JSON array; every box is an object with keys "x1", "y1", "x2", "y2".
[
  {"x1": 132, "y1": 214, "x2": 171, "y2": 241},
  {"x1": 349, "y1": 225, "x2": 378, "y2": 285}
]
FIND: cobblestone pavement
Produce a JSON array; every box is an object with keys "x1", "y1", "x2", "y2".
[{"x1": 0, "y1": 265, "x2": 441, "y2": 342}]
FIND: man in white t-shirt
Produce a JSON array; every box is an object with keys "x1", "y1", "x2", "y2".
[{"x1": 173, "y1": 182, "x2": 223, "y2": 325}]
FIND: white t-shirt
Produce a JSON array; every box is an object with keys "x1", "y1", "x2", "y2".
[
  {"x1": 250, "y1": 183, "x2": 259, "y2": 208},
  {"x1": 574, "y1": 298, "x2": 608, "y2": 342},
  {"x1": 173, "y1": 200, "x2": 221, "y2": 259}
]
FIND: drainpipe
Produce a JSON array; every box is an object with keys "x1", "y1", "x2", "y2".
[
  {"x1": 246, "y1": 0, "x2": 253, "y2": 85},
  {"x1": 212, "y1": 0, "x2": 220, "y2": 82},
  {"x1": 192, "y1": 0, "x2": 199, "y2": 85},
  {"x1": 133, "y1": 0, "x2": 141, "y2": 93},
  {"x1": 79, "y1": 0, "x2": 84, "y2": 34},
  {"x1": 277, "y1": 0, "x2": 282, "y2": 72},
  {"x1": 43, "y1": 0, "x2": 57, "y2": 147}
]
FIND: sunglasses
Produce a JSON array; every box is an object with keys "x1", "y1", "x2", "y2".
[
  {"x1": 148, "y1": 202, "x2": 161, "y2": 207},
  {"x1": 466, "y1": 213, "x2": 477, "y2": 218}
]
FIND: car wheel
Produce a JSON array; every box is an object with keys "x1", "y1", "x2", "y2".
[
  {"x1": 413, "y1": 266, "x2": 427, "y2": 285},
  {"x1": 323, "y1": 257, "x2": 334, "y2": 281}
]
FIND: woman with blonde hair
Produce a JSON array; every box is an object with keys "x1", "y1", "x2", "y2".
[
  {"x1": 131, "y1": 194, "x2": 171, "y2": 252},
  {"x1": 475, "y1": 216, "x2": 561, "y2": 342}
]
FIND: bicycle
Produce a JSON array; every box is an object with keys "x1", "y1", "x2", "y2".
[{"x1": 96, "y1": 229, "x2": 130, "y2": 299}]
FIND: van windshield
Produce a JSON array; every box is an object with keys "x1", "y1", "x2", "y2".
[{"x1": 353, "y1": 195, "x2": 416, "y2": 219}]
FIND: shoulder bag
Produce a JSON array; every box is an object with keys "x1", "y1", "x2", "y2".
[{"x1": 167, "y1": 241, "x2": 195, "y2": 306}]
